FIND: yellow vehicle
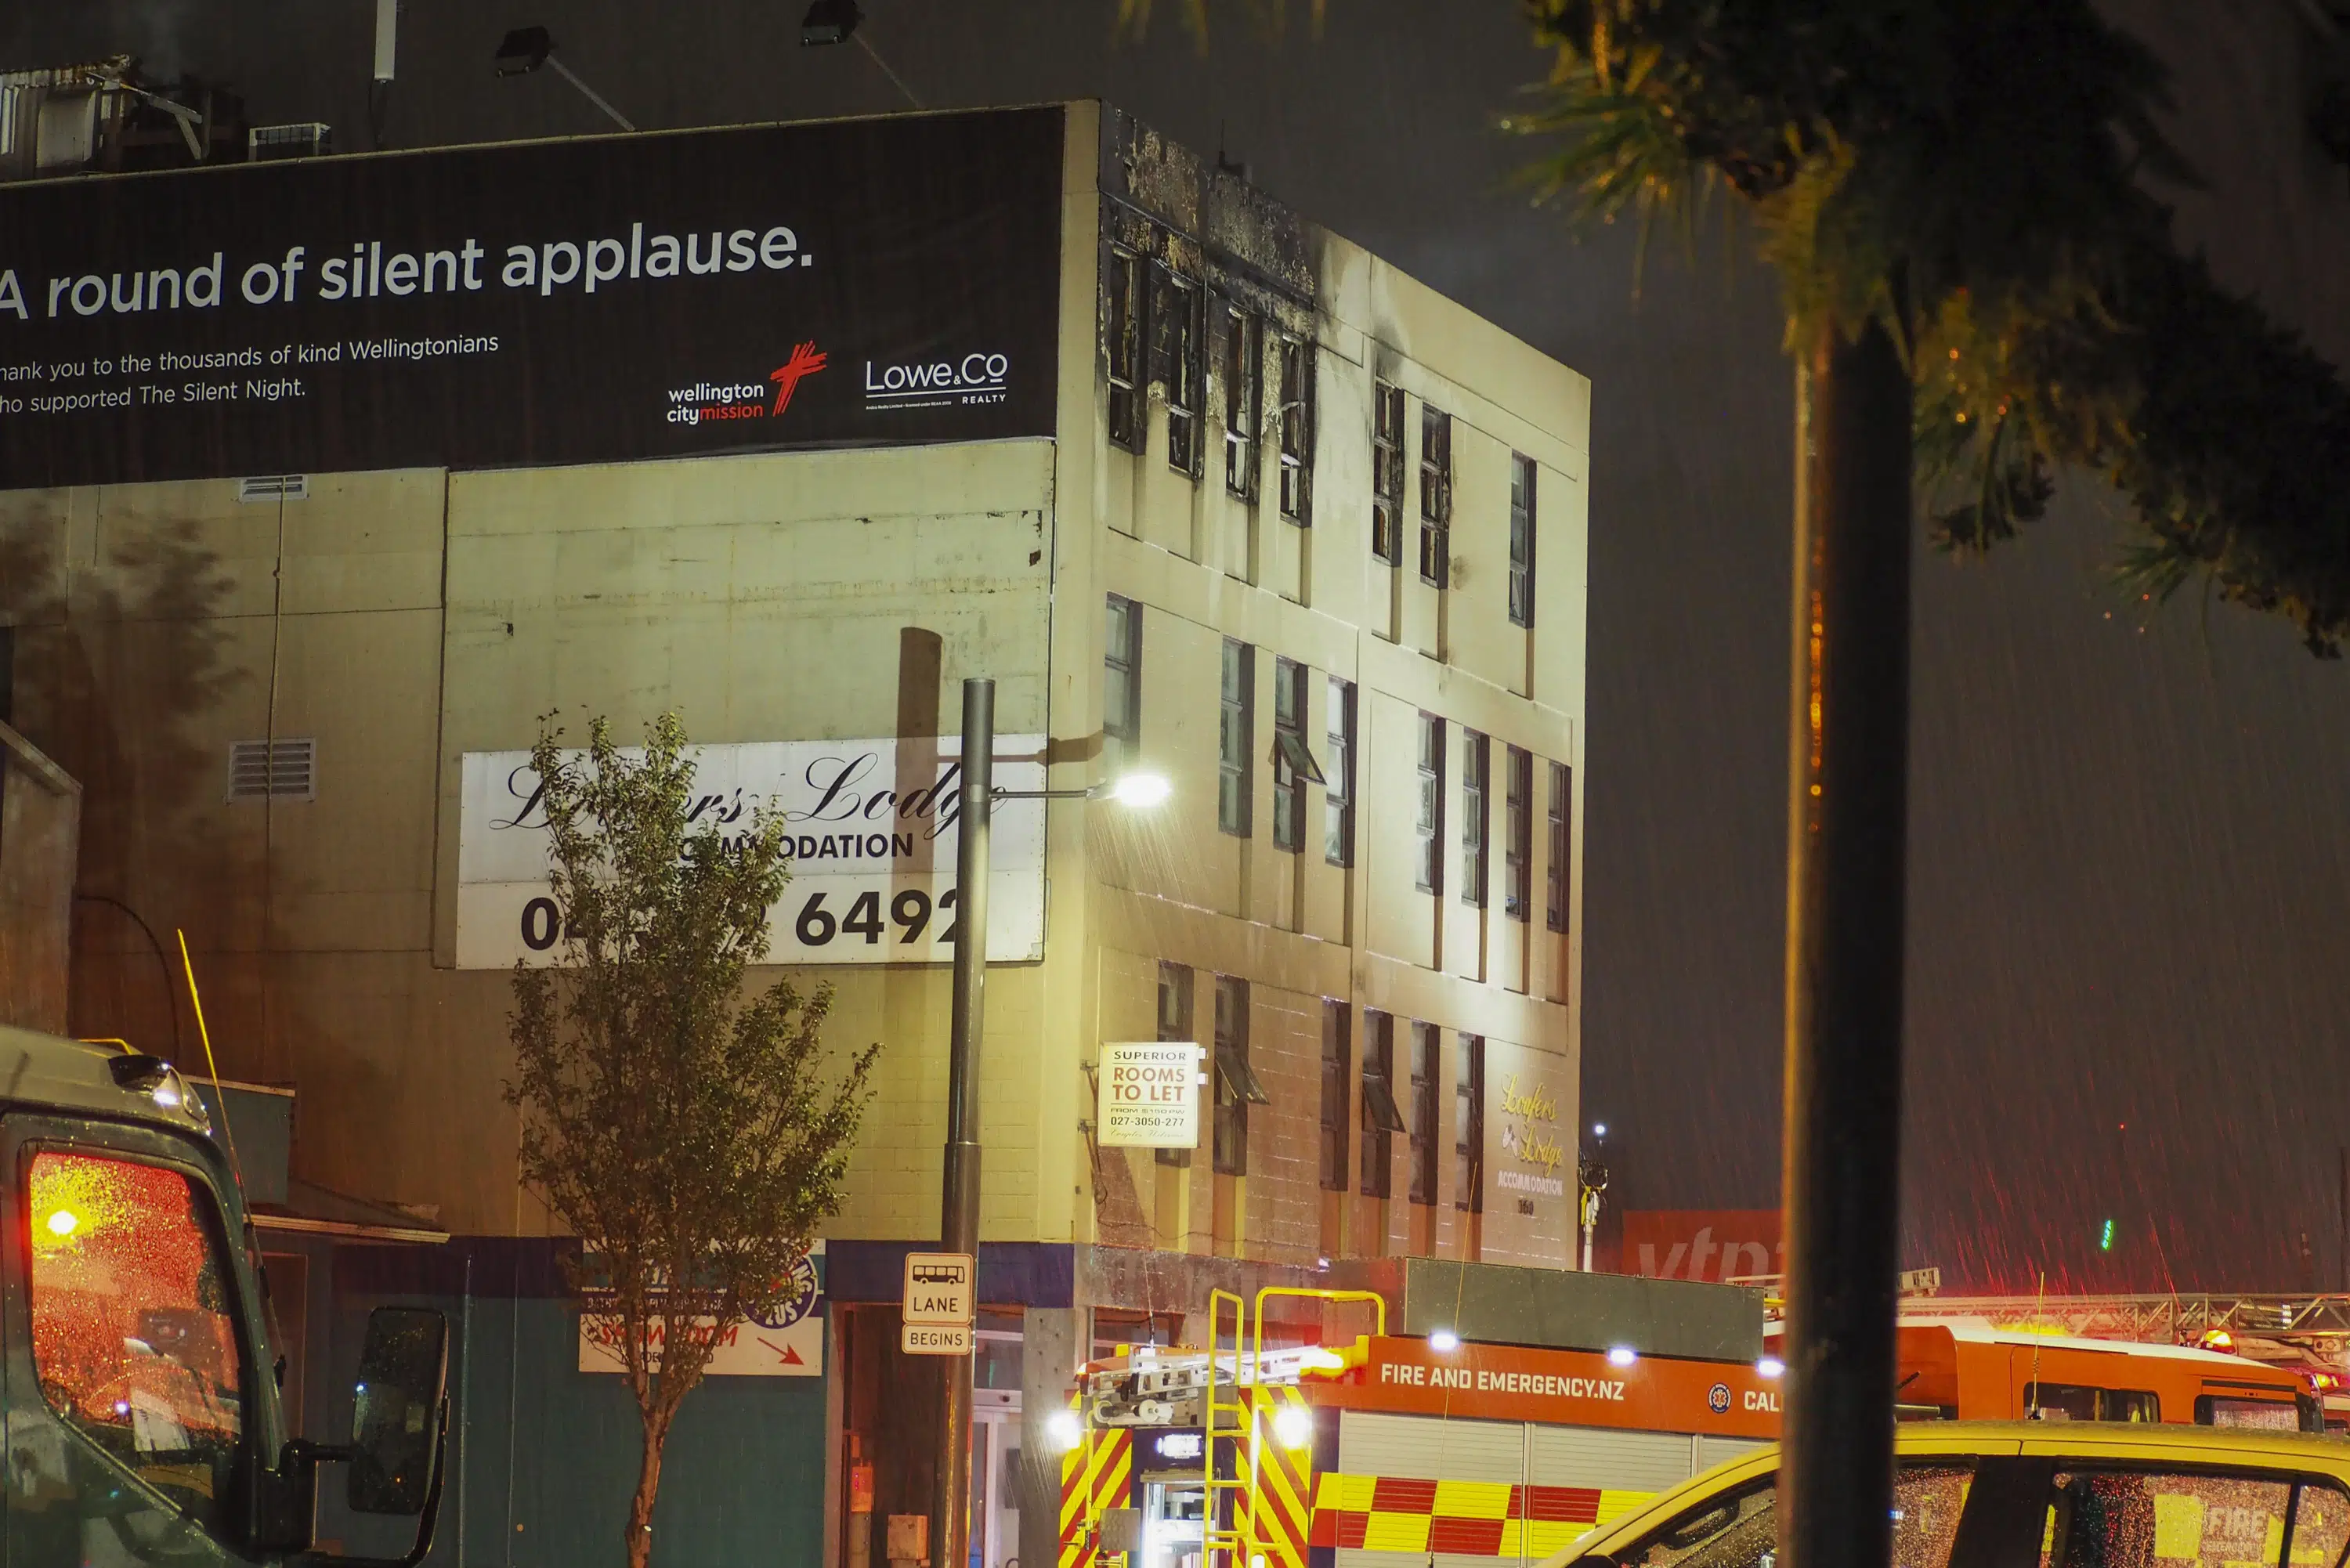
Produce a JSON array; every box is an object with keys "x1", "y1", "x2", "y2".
[{"x1": 1538, "y1": 1421, "x2": 2350, "y2": 1568}]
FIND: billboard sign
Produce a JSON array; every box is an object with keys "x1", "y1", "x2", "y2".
[
  {"x1": 456, "y1": 735, "x2": 1046, "y2": 967},
  {"x1": 0, "y1": 107, "x2": 1063, "y2": 486},
  {"x1": 1622, "y1": 1209, "x2": 1784, "y2": 1284}
]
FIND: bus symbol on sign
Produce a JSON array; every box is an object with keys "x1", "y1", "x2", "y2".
[{"x1": 902, "y1": 1252, "x2": 975, "y2": 1327}]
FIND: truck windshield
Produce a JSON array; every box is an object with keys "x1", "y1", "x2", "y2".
[{"x1": 26, "y1": 1149, "x2": 248, "y2": 1534}]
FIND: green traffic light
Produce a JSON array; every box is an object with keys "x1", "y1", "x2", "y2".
[{"x1": 2099, "y1": 1219, "x2": 2115, "y2": 1252}]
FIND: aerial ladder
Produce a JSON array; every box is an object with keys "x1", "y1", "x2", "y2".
[{"x1": 1058, "y1": 1287, "x2": 1385, "y2": 1568}]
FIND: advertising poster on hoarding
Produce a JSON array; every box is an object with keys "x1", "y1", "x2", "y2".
[
  {"x1": 1095, "y1": 1042, "x2": 1202, "y2": 1148},
  {"x1": 457, "y1": 736, "x2": 1047, "y2": 967},
  {"x1": 0, "y1": 107, "x2": 1062, "y2": 484},
  {"x1": 577, "y1": 1243, "x2": 825, "y2": 1378}
]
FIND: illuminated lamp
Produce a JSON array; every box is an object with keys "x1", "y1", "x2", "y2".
[
  {"x1": 45, "y1": 1209, "x2": 77, "y2": 1237},
  {"x1": 1046, "y1": 1408, "x2": 1084, "y2": 1453},
  {"x1": 1427, "y1": 1328, "x2": 1460, "y2": 1353},
  {"x1": 1607, "y1": 1346, "x2": 1639, "y2": 1367},
  {"x1": 1272, "y1": 1404, "x2": 1314, "y2": 1449}
]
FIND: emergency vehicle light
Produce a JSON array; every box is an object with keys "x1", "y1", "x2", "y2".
[{"x1": 1047, "y1": 1409, "x2": 1083, "y2": 1452}]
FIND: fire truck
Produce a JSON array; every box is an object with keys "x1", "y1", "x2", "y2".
[
  {"x1": 1058, "y1": 1292, "x2": 2327, "y2": 1568},
  {"x1": 1056, "y1": 1288, "x2": 1782, "y2": 1568}
]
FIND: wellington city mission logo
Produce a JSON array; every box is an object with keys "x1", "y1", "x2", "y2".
[{"x1": 665, "y1": 339, "x2": 827, "y2": 426}]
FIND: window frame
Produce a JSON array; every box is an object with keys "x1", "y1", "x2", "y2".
[
  {"x1": 1104, "y1": 594, "x2": 1142, "y2": 773},
  {"x1": 1219, "y1": 640, "x2": 1255, "y2": 838},
  {"x1": 1548, "y1": 760, "x2": 1572, "y2": 934},
  {"x1": 1224, "y1": 305, "x2": 1260, "y2": 500},
  {"x1": 1106, "y1": 244, "x2": 1146, "y2": 454},
  {"x1": 18, "y1": 1129, "x2": 269, "y2": 1543},
  {"x1": 1212, "y1": 976, "x2": 1261, "y2": 1176},
  {"x1": 1319, "y1": 1001, "x2": 1351, "y2": 1194},
  {"x1": 1277, "y1": 334, "x2": 1313, "y2": 524},
  {"x1": 1509, "y1": 451, "x2": 1537, "y2": 628},
  {"x1": 1455, "y1": 1034, "x2": 1484, "y2": 1213},
  {"x1": 1461, "y1": 729, "x2": 1489, "y2": 909},
  {"x1": 1155, "y1": 264, "x2": 1205, "y2": 478},
  {"x1": 1372, "y1": 381, "x2": 1405, "y2": 564},
  {"x1": 1155, "y1": 962, "x2": 1195, "y2": 1169},
  {"x1": 1418, "y1": 403, "x2": 1452, "y2": 587},
  {"x1": 1408, "y1": 1021, "x2": 1441, "y2": 1205},
  {"x1": 1359, "y1": 1010, "x2": 1403, "y2": 1199},
  {"x1": 1325, "y1": 676, "x2": 1357, "y2": 868},
  {"x1": 1505, "y1": 746, "x2": 1532, "y2": 921},
  {"x1": 1416, "y1": 713, "x2": 1446, "y2": 894},
  {"x1": 1271, "y1": 656, "x2": 1314, "y2": 854}
]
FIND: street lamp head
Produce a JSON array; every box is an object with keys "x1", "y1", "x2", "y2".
[
  {"x1": 493, "y1": 25, "x2": 553, "y2": 76},
  {"x1": 1105, "y1": 771, "x2": 1171, "y2": 808}
]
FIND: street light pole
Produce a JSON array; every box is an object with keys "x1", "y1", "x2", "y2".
[{"x1": 935, "y1": 676, "x2": 992, "y2": 1568}]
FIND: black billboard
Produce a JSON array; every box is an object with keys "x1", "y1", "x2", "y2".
[{"x1": 0, "y1": 107, "x2": 1065, "y2": 486}]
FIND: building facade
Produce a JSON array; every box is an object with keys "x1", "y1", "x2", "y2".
[{"x1": 0, "y1": 101, "x2": 1586, "y2": 1566}]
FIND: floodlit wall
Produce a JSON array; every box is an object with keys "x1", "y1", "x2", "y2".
[
  {"x1": 0, "y1": 101, "x2": 1589, "y2": 1275},
  {"x1": 1069, "y1": 106, "x2": 1589, "y2": 1271}
]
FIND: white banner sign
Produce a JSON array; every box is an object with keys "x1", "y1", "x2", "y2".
[
  {"x1": 1096, "y1": 1042, "x2": 1202, "y2": 1148},
  {"x1": 577, "y1": 1248, "x2": 824, "y2": 1377},
  {"x1": 457, "y1": 735, "x2": 1046, "y2": 967}
]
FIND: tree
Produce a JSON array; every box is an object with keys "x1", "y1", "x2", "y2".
[
  {"x1": 505, "y1": 713, "x2": 877, "y2": 1568},
  {"x1": 1505, "y1": 7, "x2": 2350, "y2": 1568}
]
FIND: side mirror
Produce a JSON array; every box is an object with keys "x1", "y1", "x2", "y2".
[{"x1": 347, "y1": 1306, "x2": 449, "y2": 1516}]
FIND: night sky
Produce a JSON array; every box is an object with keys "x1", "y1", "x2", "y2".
[{"x1": 8, "y1": 0, "x2": 2348, "y2": 1292}]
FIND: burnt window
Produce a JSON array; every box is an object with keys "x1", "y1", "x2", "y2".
[
  {"x1": 1455, "y1": 1035, "x2": 1484, "y2": 1213},
  {"x1": 1325, "y1": 676, "x2": 1356, "y2": 867},
  {"x1": 1504, "y1": 746, "x2": 1532, "y2": 922},
  {"x1": 1509, "y1": 452, "x2": 1537, "y2": 628},
  {"x1": 1359, "y1": 1010, "x2": 1403, "y2": 1198},
  {"x1": 1104, "y1": 595, "x2": 1141, "y2": 773},
  {"x1": 1154, "y1": 266, "x2": 1205, "y2": 477},
  {"x1": 1219, "y1": 640, "x2": 1254, "y2": 838},
  {"x1": 1271, "y1": 657, "x2": 1321, "y2": 854},
  {"x1": 1461, "y1": 730, "x2": 1489, "y2": 909},
  {"x1": 1155, "y1": 961, "x2": 1194, "y2": 1169},
  {"x1": 1408, "y1": 1022, "x2": 1441, "y2": 1205},
  {"x1": 1106, "y1": 247, "x2": 1144, "y2": 453},
  {"x1": 1224, "y1": 306, "x2": 1260, "y2": 500},
  {"x1": 1548, "y1": 761, "x2": 1572, "y2": 934},
  {"x1": 1319, "y1": 1001, "x2": 1350, "y2": 1194},
  {"x1": 1212, "y1": 976, "x2": 1265, "y2": 1176},
  {"x1": 1416, "y1": 714, "x2": 1445, "y2": 894},
  {"x1": 1278, "y1": 335, "x2": 1313, "y2": 524},
  {"x1": 1418, "y1": 404, "x2": 1452, "y2": 587},
  {"x1": 1372, "y1": 381, "x2": 1405, "y2": 564}
]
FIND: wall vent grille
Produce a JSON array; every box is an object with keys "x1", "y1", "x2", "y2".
[
  {"x1": 237, "y1": 474, "x2": 308, "y2": 502},
  {"x1": 227, "y1": 739, "x2": 315, "y2": 801}
]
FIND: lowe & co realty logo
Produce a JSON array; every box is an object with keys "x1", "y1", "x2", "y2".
[
  {"x1": 862, "y1": 348, "x2": 1010, "y2": 410},
  {"x1": 666, "y1": 340, "x2": 827, "y2": 426}
]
